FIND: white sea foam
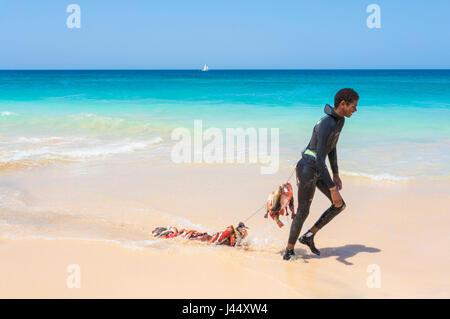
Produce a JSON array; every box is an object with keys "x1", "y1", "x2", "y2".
[
  {"x1": 0, "y1": 137, "x2": 163, "y2": 163},
  {"x1": 16, "y1": 136, "x2": 87, "y2": 144},
  {"x1": 1, "y1": 111, "x2": 17, "y2": 116},
  {"x1": 341, "y1": 170, "x2": 409, "y2": 182}
]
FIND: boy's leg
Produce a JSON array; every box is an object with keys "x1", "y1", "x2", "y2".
[
  {"x1": 297, "y1": 179, "x2": 346, "y2": 256},
  {"x1": 310, "y1": 179, "x2": 346, "y2": 231},
  {"x1": 287, "y1": 164, "x2": 317, "y2": 249}
]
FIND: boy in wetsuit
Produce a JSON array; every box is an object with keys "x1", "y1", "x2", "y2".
[{"x1": 284, "y1": 88, "x2": 359, "y2": 260}]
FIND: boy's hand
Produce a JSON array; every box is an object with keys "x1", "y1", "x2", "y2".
[
  {"x1": 330, "y1": 187, "x2": 343, "y2": 208},
  {"x1": 333, "y1": 174, "x2": 342, "y2": 190}
]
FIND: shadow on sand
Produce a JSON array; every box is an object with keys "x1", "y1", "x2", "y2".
[{"x1": 280, "y1": 244, "x2": 381, "y2": 265}]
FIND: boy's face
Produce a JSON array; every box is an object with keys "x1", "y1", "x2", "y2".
[{"x1": 339, "y1": 99, "x2": 358, "y2": 118}]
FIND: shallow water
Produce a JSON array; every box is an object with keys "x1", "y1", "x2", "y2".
[{"x1": 1, "y1": 70, "x2": 449, "y2": 180}]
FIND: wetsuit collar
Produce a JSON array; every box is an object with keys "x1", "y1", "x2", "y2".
[{"x1": 324, "y1": 104, "x2": 343, "y2": 120}]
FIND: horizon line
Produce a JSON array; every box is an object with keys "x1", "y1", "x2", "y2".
[{"x1": 1, "y1": 68, "x2": 449, "y2": 71}]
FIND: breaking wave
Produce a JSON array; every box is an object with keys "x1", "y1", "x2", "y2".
[
  {"x1": 341, "y1": 170, "x2": 409, "y2": 182},
  {"x1": 0, "y1": 136, "x2": 163, "y2": 171}
]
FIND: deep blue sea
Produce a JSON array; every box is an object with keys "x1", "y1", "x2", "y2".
[{"x1": 1, "y1": 70, "x2": 449, "y2": 180}]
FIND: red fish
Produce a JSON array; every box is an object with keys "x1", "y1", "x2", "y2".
[{"x1": 265, "y1": 182, "x2": 295, "y2": 227}]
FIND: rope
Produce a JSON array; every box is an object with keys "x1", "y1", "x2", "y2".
[
  {"x1": 285, "y1": 166, "x2": 296, "y2": 184},
  {"x1": 243, "y1": 204, "x2": 266, "y2": 223},
  {"x1": 242, "y1": 166, "x2": 296, "y2": 223}
]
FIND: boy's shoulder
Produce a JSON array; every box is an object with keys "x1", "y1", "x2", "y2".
[{"x1": 316, "y1": 114, "x2": 337, "y2": 128}]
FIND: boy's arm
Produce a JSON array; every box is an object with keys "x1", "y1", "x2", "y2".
[
  {"x1": 329, "y1": 147, "x2": 343, "y2": 189},
  {"x1": 328, "y1": 147, "x2": 338, "y2": 175},
  {"x1": 316, "y1": 120, "x2": 335, "y2": 189}
]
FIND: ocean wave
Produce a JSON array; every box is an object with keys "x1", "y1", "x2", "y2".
[
  {"x1": 0, "y1": 137, "x2": 163, "y2": 169},
  {"x1": 341, "y1": 171, "x2": 409, "y2": 182},
  {"x1": 15, "y1": 136, "x2": 89, "y2": 144},
  {"x1": 1, "y1": 111, "x2": 17, "y2": 116}
]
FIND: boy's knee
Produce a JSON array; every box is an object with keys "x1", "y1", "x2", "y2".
[{"x1": 333, "y1": 200, "x2": 346, "y2": 212}]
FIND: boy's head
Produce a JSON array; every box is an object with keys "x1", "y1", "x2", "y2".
[{"x1": 334, "y1": 88, "x2": 359, "y2": 118}]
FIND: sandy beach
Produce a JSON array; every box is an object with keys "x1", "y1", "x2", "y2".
[{"x1": 1, "y1": 160, "x2": 449, "y2": 298}]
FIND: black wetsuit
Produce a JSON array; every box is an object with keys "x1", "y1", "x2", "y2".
[{"x1": 288, "y1": 104, "x2": 347, "y2": 245}]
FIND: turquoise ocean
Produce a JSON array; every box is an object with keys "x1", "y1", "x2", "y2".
[{"x1": 1, "y1": 70, "x2": 449, "y2": 181}]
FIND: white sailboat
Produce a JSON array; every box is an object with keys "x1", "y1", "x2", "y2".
[{"x1": 201, "y1": 64, "x2": 209, "y2": 72}]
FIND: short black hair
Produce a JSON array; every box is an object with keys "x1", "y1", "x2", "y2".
[{"x1": 334, "y1": 88, "x2": 359, "y2": 108}]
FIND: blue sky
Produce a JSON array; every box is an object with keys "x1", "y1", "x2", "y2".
[{"x1": 0, "y1": 0, "x2": 449, "y2": 69}]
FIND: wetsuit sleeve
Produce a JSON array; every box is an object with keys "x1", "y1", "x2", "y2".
[
  {"x1": 328, "y1": 147, "x2": 338, "y2": 175},
  {"x1": 317, "y1": 120, "x2": 336, "y2": 189}
]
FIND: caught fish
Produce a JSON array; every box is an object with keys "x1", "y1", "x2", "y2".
[
  {"x1": 265, "y1": 182, "x2": 295, "y2": 227},
  {"x1": 152, "y1": 222, "x2": 249, "y2": 247}
]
